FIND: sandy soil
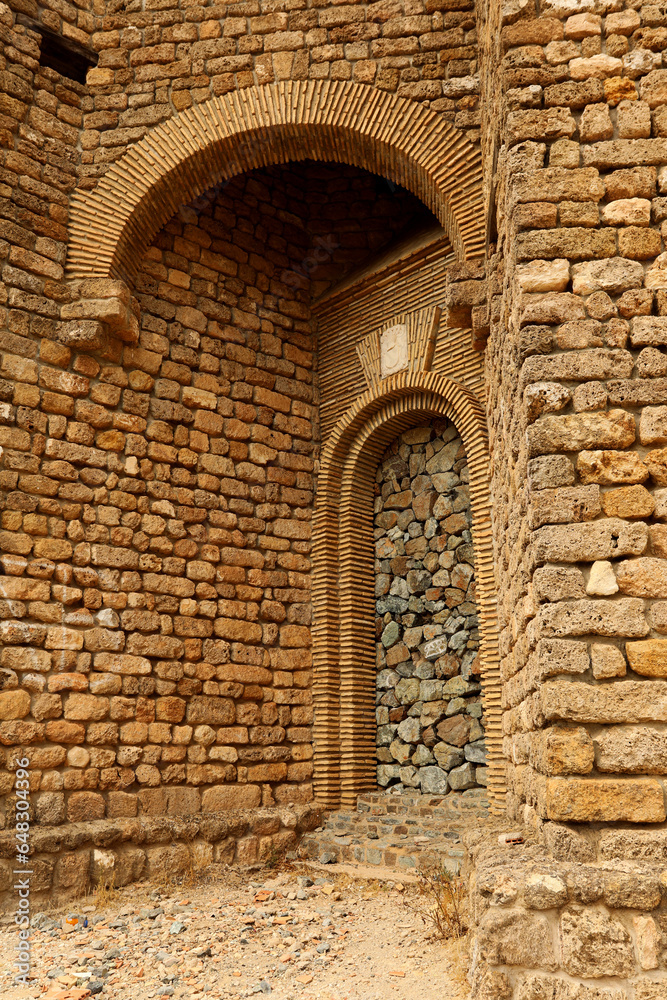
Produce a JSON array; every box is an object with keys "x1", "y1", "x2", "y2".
[{"x1": 0, "y1": 862, "x2": 470, "y2": 1000}]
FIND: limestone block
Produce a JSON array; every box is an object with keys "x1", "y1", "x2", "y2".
[
  {"x1": 650, "y1": 524, "x2": 667, "y2": 558},
  {"x1": 601, "y1": 199, "x2": 651, "y2": 227},
  {"x1": 617, "y1": 100, "x2": 651, "y2": 140},
  {"x1": 524, "y1": 382, "x2": 571, "y2": 422},
  {"x1": 532, "y1": 520, "x2": 648, "y2": 564},
  {"x1": 645, "y1": 252, "x2": 667, "y2": 289},
  {"x1": 633, "y1": 915, "x2": 659, "y2": 971},
  {"x1": 527, "y1": 410, "x2": 636, "y2": 456},
  {"x1": 477, "y1": 908, "x2": 557, "y2": 970},
  {"x1": 419, "y1": 765, "x2": 449, "y2": 794},
  {"x1": 523, "y1": 872, "x2": 568, "y2": 909},
  {"x1": 528, "y1": 455, "x2": 576, "y2": 489},
  {"x1": 186, "y1": 696, "x2": 235, "y2": 725},
  {"x1": 577, "y1": 450, "x2": 648, "y2": 485},
  {"x1": 541, "y1": 678, "x2": 667, "y2": 724},
  {"x1": 521, "y1": 349, "x2": 633, "y2": 384},
  {"x1": 640, "y1": 69, "x2": 667, "y2": 109},
  {"x1": 590, "y1": 644, "x2": 626, "y2": 678},
  {"x1": 572, "y1": 381, "x2": 607, "y2": 411},
  {"x1": 547, "y1": 777, "x2": 665, "y2": 823},
  {"x1": 570, "y1": 54, "x2": 623, "y2": 80},
  {"x1": 67, "y1": 791, "x2": 105, "y2": 823},
  {"x1": 201, "y1": 784, "x2": 261, "y2": 811},
  {"x1": 506, "y1": 108, "x2": 576, "y2": 146},
  {"x1": 586, "y1": 561, "x2": 618, "y2": 596},
  {"x1": 601, "y1": 485, "x2": 655, "y2": 518},
  {"x1": 531, "y1": 727, "x2": 595, "y2": 776},
  {"x1": 516, "y1": 259, "x2": 570, "y2": 292},
  {"x1": 533, "y1": 638, "x2": 590, "y2": 680},
  {"x1": 35, "y1": 791, "x2": 66, "y2": 825},
  {"x1": 517, "y1": 974, "x2": 625, "y2": 999},
  {"x1": 648, "y1": 601, "x2": 667, "y2": 633},
  {"x1": 640, "y1": 406, "x2": 667, "y2": 445},
  {"x1": 0, "y1": 689, "x2": 30, "y2": 720},
  {"x1": 626, "y1": 638, "x2": 667, "y2": 676},
  {"x1": 54, "y1": 851, "x2": 91, "y2": 891},
  {"x1": 606, "y1": 10, "x2": 640, "y2": 36},
  {"x1": 631, "y1": 316, "x2": 667, "y2": 346},
  {"x1": 646, "y1": 447, "x2": 667, "y2": 484},
  {"x1": 516, "y1": 166, "x2": 605, "y2": 204},
  {"x1": 470, "y1": 964, "x2": 511, "y2": 1000},
  {"x1": 616, "y1": 558, "x2": 667, "y2": 598},
  {"x1": 560, "y1": 907, "x2": 635, "y2": 977},
  {"x1": 529, "y1": 485, "x2": 601, "y2": 530},
  {"x1": 533, "y1": 566, "x2": 586, "y2": 601},
  {"x1": 580, "y1": 102, "x2": 613, "y2": 142},
  {"x1": 595, "y1": 726, "x2": 667, "y2": 774}
]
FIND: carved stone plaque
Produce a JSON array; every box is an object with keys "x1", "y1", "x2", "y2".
[{"x1": 380, "y1": 323, "x2": 409, "y2": 378}]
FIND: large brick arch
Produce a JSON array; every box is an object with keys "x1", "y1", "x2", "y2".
[
  {"x1": 312, "y1": 371, "x2": 504, "y2": 814},
  {"x1": 66, "y1": 80, "x2": 484, "y2": 284}
]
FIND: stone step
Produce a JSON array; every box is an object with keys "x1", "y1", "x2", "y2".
[
  {"x1": 298, "y1": 831, "x2": 465, "y2": 873},
  {"x1": 298, "y1": 788, "x2": 488, "y2": 873}
]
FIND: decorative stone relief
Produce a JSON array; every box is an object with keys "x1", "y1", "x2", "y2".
[{"x1": 380, "y1": 324, "x2": 409, "y2": 378}]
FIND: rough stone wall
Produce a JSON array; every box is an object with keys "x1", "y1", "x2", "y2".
[
  {"x1": 467, "y1": 826, "x2": 667, "y2": 998},
  {"x1": 81, "y1": 0, "x2": 480, "y2": 189},
  {"x1": 0, "y1": 159, "x2": 432, "y2": 837},
  {"x1": 374, "y1": 421, "x2": 487, "y2": 795},
  {"x1": 483, "y1": 0, "x2": 667, "y2": 831}
]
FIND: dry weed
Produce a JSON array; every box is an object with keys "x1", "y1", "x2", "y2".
[
  {"x1": 93, "y1": 871, "x2": 118, "y2": 910},
  {"x1": 403, "y1": 860, "x2": 468, "y2": 941}
]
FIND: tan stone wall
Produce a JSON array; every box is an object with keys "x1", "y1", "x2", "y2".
[
  {"x1": 0, "y1": 158, "x2": 443, "y2": 833},
  {"x1": 484, "y1": 0, "x2": 667, "y2": 830},
  {"x1": 467, "y1": 826, "x2": 667, "y2": 998},
  {"x1": 81, "y1": 0, "x2": 481, "y2": 191}
]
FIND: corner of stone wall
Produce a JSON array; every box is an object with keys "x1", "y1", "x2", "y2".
[{"x1": 462, "y1": 821, "x2": 667, "y2": 999}]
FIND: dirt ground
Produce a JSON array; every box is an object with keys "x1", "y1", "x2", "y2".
[{"x1": 0, "y1": 861, "x2": 470, "y2": 1000}]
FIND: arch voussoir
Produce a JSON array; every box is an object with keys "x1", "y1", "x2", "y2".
[{"x1": 66, "y1": 80, "x2": 484, "y2": 285}]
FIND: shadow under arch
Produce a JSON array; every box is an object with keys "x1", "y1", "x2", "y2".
[
  {"x1": 66, "y1": 80, "x2": 484, "y2": 284},
  {"x1": 312, "y1": 371, "x2": 504, "y2": 814}
]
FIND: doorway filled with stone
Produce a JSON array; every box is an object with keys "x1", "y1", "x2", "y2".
[{"x1": 374, "y1": 421, "x2": 487, "y2": 795}]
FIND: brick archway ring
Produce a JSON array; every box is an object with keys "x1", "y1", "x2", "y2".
[
  {"x1": 66, "y1": 80, "x2": 484, "y2": 284},
  {"x1": 312, "y1": 371, "x2": 504, "y2": 814}
]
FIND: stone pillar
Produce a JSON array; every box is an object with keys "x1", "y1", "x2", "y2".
[{"x1": 484, "y1": 0, "x2": 667, "y2": 831}]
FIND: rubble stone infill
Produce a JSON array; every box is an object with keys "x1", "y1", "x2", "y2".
[{"x1": 374, "y1": 422, "x2": 487, "y2": 795}]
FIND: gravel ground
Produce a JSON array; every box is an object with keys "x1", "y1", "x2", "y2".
[{"x1": 0, "y1": 863, "x2": 469, "y2": 1000}]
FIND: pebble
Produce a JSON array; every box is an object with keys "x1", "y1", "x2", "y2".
[{"x1": 0, "y1": 865, "x2": 467, "y2": 1000}]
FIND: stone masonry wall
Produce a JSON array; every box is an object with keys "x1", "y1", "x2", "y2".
[
  {"x1": 374, "y1": 421, "x2": 487, "y2": 795},
  {"x1": 0, "y1": 159, "x2": 431, "y2": 835},
  {"x1": 467, "y1": 825, "x2": 667, "y2": 999},
  {"x1": 81, "y1": 0, "x2": 481, "y2": 191},
  {"x1": 482, "y1": 0, "x2": 667, "y2": 832}
]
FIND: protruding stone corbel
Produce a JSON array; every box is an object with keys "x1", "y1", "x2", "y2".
[
  {"x1": 58, "y1": 279, "x2": 140, "y2": 350},
  {"x1": 445, "y1": 259, "x2": 489, "y2": 351}
]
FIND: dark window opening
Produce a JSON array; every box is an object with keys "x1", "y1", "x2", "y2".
[{"x1": 16, "y1": 14, "x2": 97, "y2": 85}]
